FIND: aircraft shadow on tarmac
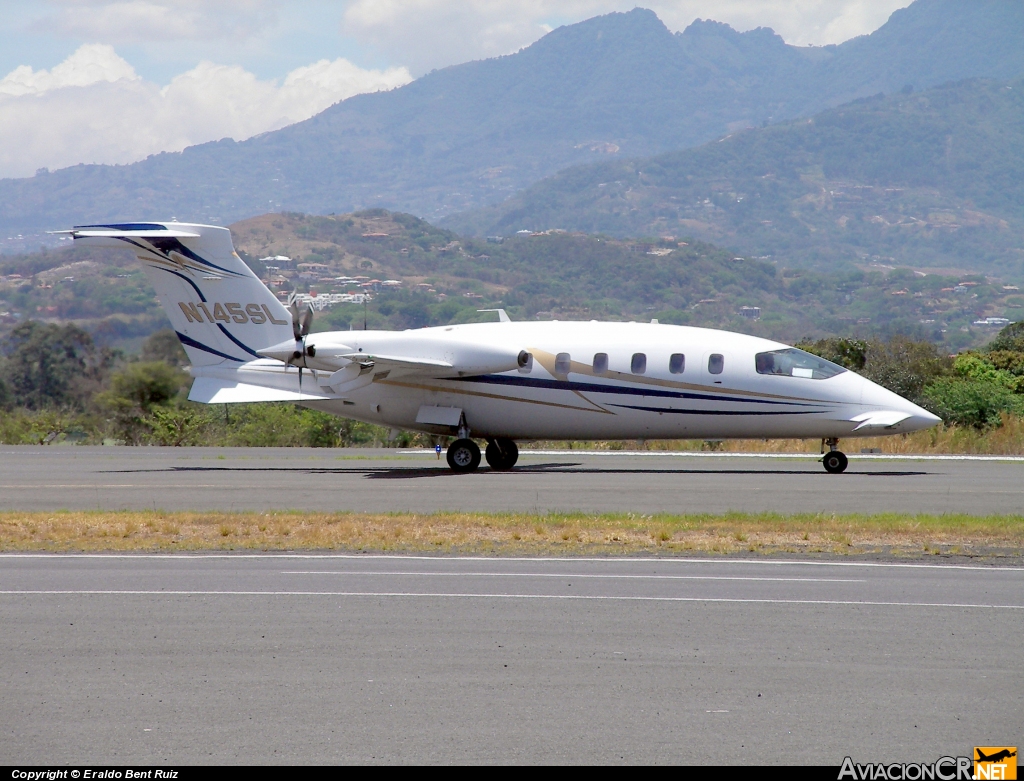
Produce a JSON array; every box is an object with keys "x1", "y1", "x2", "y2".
[
  {"x1": 363, "y1": 466, "x2": 929, "y2": 479},
  {"x1": 101, "y1": 464, "x2": 930, "y2": 480}
]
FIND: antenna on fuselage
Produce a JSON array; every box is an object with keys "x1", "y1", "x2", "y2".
[{"x1": 478, "y1": 309, "x2": 511, "y2": 322}]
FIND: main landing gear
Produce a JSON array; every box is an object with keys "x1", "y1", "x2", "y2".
[
  {"x1": 821, "y1": 437, "x2": 848, "y2": 474},
  {"x1": 445, "y1": 415, "x2": 519, "y2": 473},
  {"x1": 445, "y1": 437, "x2": 519, "y2": 473},
  {"x1": 446, "y1": 439, "x2": 481, "y2": 473},
  {"x1": 485, "y1": 438, "x2": 519, "y2": 471}
]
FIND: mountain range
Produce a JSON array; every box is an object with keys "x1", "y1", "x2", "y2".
[
  {"x1": 2, "y1": 0, "x2": 1024, "y2": 238},
  {"x1": 448, "y1": 77, "x2": 1024, "y2": 279}
]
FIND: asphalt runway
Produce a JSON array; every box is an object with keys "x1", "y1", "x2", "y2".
[
  {"x1": 1, "y1": 554, "x2": 1021, "y2": 764},
  {"x1": 2, "y1": 445, "x2": 1024, "y2": 515}
]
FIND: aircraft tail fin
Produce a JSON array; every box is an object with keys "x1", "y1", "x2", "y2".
[{"x1": 67, "y1": 222, "x2": 293, "y2": 366}]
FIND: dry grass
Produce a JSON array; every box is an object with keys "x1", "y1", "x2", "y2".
[{"x1": 1, "y1": 510, "x2": 1021, "y2": 559}]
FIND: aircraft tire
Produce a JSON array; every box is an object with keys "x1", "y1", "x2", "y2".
[
  {"x1": 447, "y1": 439, "x2": 481, "y2": 473},
  {"x1": 823, "y1": 451, "x2": 849, "y2": 474},
  {"x1": 485, "y1": 438, "x2": 519, "y2": 470}
]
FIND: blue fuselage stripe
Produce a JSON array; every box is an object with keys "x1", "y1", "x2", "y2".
[
  {"x1": 456, "y1": 374, "x2": 831, "y2": 408},
  {"x1": 609, "y1": 404, "x2": 817, "y2": 416}
]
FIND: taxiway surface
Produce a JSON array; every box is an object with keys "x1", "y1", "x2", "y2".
[
  {"x1": 1, "y1": 446, "x2": 1023, "y2": 515},
  {"x1": 2, "y1": 554, "x2": 1021, "y2": 764}
]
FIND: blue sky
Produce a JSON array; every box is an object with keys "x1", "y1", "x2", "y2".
[{"x1": 0, "y1": 1, "x2": 912, "y2": 179}]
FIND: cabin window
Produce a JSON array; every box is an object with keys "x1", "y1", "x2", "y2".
[
  {"x1": 708, "y1": 354, "x2": 724, "y2": 374},
  {"x1": 593, "y1": 353, "x2": 608, "y2": 375},
  {"x1": 669, "y1": 353, "x2": 685, "y2": 374},
  {"x1": 555, "y1": 352, "x2": 571, "y2": 374},
  {"x1": 631, "y1": 353, "x2": 646, "y2": 375},
  {"x1": 755, "y1": 348, "x2": 845, "y2": 380}
]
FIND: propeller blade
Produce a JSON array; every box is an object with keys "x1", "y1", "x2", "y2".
[
  {"x1": 289, "y1": 302, "x2": 302, "y2": 341},
  {"x1": 301, "y1": 306, "x2": 314, "y2": 337}
]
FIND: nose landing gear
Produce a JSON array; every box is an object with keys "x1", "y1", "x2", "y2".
[{"x1": 821, "y1": 438, "x2": 848, "y2": 474}]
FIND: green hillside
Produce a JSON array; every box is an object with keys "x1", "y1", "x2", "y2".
[
  {"x1": 2, "y1": 211, "x2": 1022, "y2": 355},
  {"x1": 449, "y1": 78, "x2": 1024, "y2": 280}
]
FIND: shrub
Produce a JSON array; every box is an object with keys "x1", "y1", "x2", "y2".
[{"x1": 923, "y1": 378, "x2": 1024, "y2": 429}]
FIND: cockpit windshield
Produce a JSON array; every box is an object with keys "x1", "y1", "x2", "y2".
[{"x1": 754, "y1": 348, "x2": 846, "y2": 380}]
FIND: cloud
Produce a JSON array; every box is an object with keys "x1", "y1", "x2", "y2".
[
  {"x1": 0, "y1": 44, "x2": 412, "y2": 179},
  {"x1": 0, "y1": 43, "x2": 137, "y2": 96},
  {"x1": 341, "y1": 0, "x2": 912, "y2": 75}
]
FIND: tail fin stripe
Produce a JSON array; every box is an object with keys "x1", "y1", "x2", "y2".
[
  {"x1": 160, "y1": 266, "x2": 260, "y2": 357},
  {"x1": 147, "y1": 237, "x2": 246, "y2": 278},
  {"x1": 175, "y1": 331, "x2": 245, "y2": 362},
  {"x1": 119, "y1": 236, "x2": 244, "y2": 281},
  {"x1": 158, "y1": 266, "x2": 207, "y2": 301},
  {"x1": 216, "y1": 324, "x2": 262, "y2": 358},
  {"x1": 76, "y1": 222, "x2": 167, "y2": 231}
]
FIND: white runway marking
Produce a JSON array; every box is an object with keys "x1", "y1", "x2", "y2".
[
  {"x1": 0, "y1": 484, "x2": 236, "y2": 489},
  {"x1": 1, "y1": 553, "x2": 1020, "y2": 573},
  {"x1": 280, "y1": 570, "x2": 864, "y2": 582},
  {"x1": 1, "y1": 590, "x2": 1021, "y2": 609}
]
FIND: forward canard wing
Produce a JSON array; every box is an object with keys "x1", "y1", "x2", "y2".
[{"x1": 849, "y1": 410, "x2": 914, "y2": 430}]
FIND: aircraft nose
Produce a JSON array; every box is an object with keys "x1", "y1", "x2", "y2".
[
  {"x1": 903, "y1": 406, "x2": 942, "y2": 432},
  {"x1": 857, "y1": 375, "x2": 942, "y2": 433}
]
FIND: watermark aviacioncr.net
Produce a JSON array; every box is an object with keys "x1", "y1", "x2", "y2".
[{"x1": 838, "y1": 748, "x2": 1017, "y2": 781}]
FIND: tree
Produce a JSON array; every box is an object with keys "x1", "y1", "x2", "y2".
[
  {"x1": 987, "y1": 321, "x2": 1024, "y2": 353},
  {"x1": 861, "y1": 337, "x2": 951, "y2": 403},
  {"x1": 798, "y1": 338, "x2": 868, "y2": 370},
  {"x1": 105, "y1": 362, "x2": 185, "y2": 412},
  {"x1": 140, "y1": 329, "x2": 188, "y2": 367},
  {"x1": 95, "y1": 361, "x2": 187, "y2": 444},
  {"x1": 923, "y1": 378, "x2": 1024, "y2": 429},
  {"x1": 1, "y1": 321, "x2": 114, "y2": 410}
]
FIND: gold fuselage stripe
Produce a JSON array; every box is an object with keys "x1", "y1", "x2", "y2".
[
  {"x1": 527, "y1": 348, "x2": 835, "y2": 405},
  {"x1": 376, "y1": 377, "x2": 615, "y2": 414}
]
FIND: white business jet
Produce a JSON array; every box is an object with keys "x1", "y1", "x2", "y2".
[{"x1": 62, "y1": 222, "x2": 940, "y2": 473}]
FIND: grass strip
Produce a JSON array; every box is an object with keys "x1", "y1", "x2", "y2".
[{"x1": 1, "y1": 510, "x2": 1022, "y2": 558}]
